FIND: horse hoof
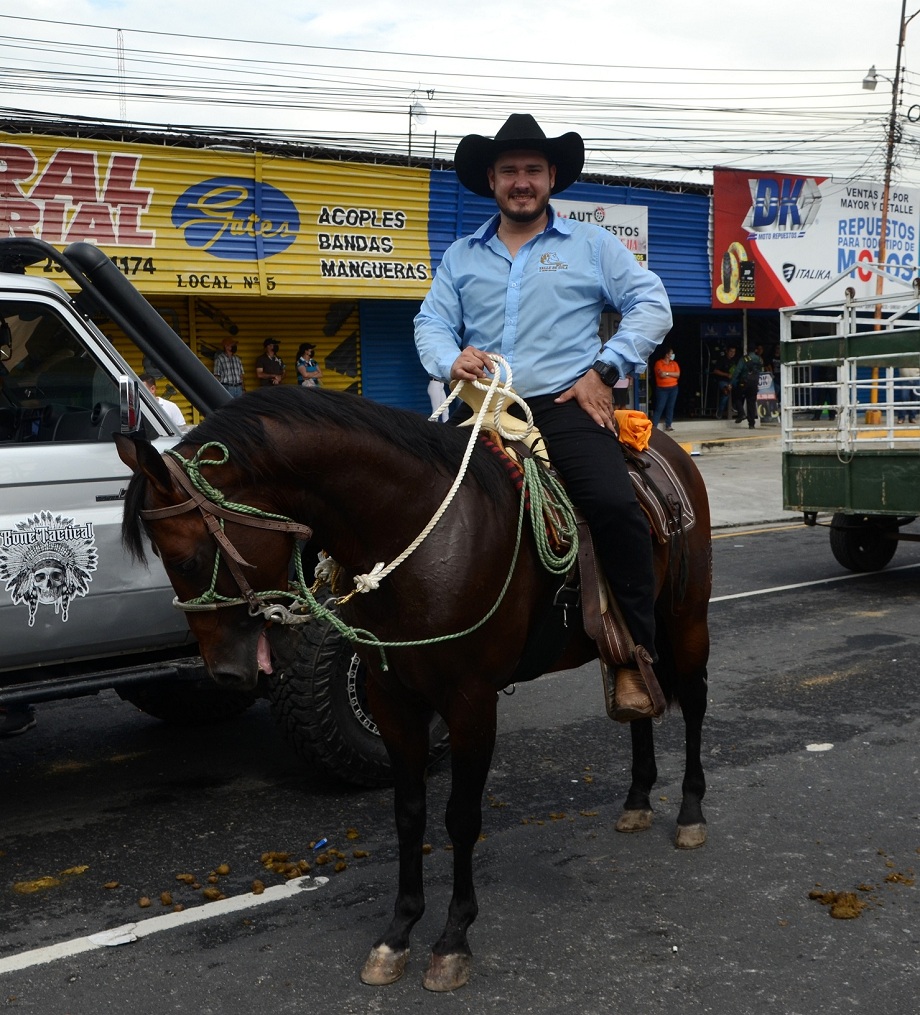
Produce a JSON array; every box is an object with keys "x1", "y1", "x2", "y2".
[
  {"x1": 675, "y1": 823, "x2": 707, "y2": 850},
  {"x1": 360, "y1": 944, "x2": 409, "y2": 986},
  {"x1": 615, "y1": 808, "x2": 653, "y2": 833},
  {"x1": 423, "y1": 952, "x2": 472, "y2": 992}
]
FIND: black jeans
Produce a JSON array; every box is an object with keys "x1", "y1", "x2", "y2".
[
  {"x1": 739, "y1": 378, "x2": 758, "y2": 426},
  {"x1": 527, "y1": 394, "x2": 657, "y2": 657}
]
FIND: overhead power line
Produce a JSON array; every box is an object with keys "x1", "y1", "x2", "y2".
[{"x1": 0, "y1": 14, "x2": 916, "y2": 187}]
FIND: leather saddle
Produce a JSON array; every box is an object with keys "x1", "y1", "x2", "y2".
[{"x1": 470, "y1": 405, "x2": 692, "y2": 718}]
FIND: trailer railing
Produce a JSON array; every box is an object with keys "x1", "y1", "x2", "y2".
[{"x1": 780, "y1": 264, "x2": 920, "y2": 458}]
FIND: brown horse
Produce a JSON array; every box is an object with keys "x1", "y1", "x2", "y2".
[{"x1": 116, "y1": 384, "x2": 711, "y2": 992}]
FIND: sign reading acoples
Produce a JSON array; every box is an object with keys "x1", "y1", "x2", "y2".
[
  {"x1": 712, "y1": 167, "x2": 920, "y2": 309},
  {"x1": 0, "y1": 135, "x2": 432, "y2": 298},
  {"x1": 551, "y1": 200, "x2": 649, "y2": 266}
]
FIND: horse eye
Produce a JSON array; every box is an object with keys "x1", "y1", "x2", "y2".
[{"x1": 168, "y1": 557, "x2": 202, "y2": 577}]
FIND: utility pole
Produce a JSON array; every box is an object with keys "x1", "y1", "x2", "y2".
[{"x1": 877, "y1": 0, "x2": 920, "y2": 295}]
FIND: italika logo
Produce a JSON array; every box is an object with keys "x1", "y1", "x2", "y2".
[{"x1": 171, "y1": 178, "x2": 300, "y2": 260}]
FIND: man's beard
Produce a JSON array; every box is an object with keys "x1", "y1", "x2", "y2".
[{"x1": 500, "y1": 190, "x2": 550, "y2": 223}]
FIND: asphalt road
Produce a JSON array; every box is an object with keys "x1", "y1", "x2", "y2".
[{"x1": 2, "y1": 522, "x2": 919, "y2": 1015}]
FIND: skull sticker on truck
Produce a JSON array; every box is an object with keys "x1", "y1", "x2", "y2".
[{"x1": 0, "y1": 511, "x2": 98, "y2": 626}]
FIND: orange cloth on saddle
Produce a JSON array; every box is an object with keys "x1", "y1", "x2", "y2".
[{"x1": 614, "y1": 409, "x2": 653, "y2": 452}]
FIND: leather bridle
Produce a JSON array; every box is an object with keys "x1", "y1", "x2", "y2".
[{"x1": 139, "y1": 452, "x2": 314, "y2": 620}]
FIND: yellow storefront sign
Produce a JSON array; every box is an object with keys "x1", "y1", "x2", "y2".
[{"x1": 0, "y1": 134, "x2": 433, "y2": 298}]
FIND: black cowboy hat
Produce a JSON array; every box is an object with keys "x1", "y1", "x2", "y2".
[{"x1": 453, "y1": 113, "x2": 585, "y2": 199}]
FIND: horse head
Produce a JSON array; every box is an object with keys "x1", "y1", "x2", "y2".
[{"x1": 115, "y1": 433, "x2": 309, "y2": 691}]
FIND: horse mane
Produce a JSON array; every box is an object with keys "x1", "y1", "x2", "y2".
[
  {"x1": 185, "y1": 387, "x2": 511, "y2": 492},
  {"x1": 122, "y1": 386, "x2": 514, "y2": 562}
]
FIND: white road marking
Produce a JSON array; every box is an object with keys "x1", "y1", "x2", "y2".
[
  {"x1": 0, "y1": 875, "x2": 328, "y2": 976},
  {"x1": 710, "y1": 562, "x2": 920, "y2": 603}
]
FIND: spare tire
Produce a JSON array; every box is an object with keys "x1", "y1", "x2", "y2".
[{"x1": 266, "y1": 618, "x2": 451, "y2": 788}]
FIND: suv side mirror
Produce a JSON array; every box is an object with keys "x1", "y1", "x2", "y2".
[{"x1": 119, "y1": 374, "x2": 142, "y2": 433}]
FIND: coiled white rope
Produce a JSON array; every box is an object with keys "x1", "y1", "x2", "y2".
[{"x1": 346, "y1": 355, "x2": 531, "y2": 598}]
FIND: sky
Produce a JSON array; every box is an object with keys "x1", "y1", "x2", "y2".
[{"x1": 2, "y1": 0, "x2": 920, "y2": 188}]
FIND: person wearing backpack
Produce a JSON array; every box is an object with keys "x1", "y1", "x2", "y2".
[{"x1": 733, "y1": 344, "x2": 763, "y2": 429}]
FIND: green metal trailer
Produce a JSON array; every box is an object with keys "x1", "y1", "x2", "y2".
[{"x1": 781, "y1": 265, "x2": 920, "y2": 571}]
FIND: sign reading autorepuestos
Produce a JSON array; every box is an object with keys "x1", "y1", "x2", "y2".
[{"x1": 550, "y1": 200, "x2": 649, "y2": 266}]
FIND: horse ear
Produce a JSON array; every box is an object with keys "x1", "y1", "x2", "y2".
[{"x1": 114, "y1": 433, "x2": 173, "y2": 494}]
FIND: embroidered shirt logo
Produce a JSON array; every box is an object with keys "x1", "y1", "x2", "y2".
[
  {"x1": 539, "y1": 252, "x2": 568, "y2": 271},
  {"x1": 0, "y1": 511, "x2": 97, "y2": 626}
]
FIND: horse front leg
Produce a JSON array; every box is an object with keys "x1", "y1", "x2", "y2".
[
  {"x1": 615, "y1": 717, "x2": 657, "y2": 833},
  {"x1": 423, "y1": 686, "x2": 497, "y2": 993},
  {"x1": 360, "y1": 683, "x2": 433, "y2": 987}
]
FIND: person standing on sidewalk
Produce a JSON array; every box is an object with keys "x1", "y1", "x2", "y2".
[
  {"x1": 733, "y1": 344, "x2": 763, "y2": 429},
  {"x1": 652, "y1": 346, "x2": 680, "y2": 431},
  {"x1": 255, "y1": 339, "x2": 286, "y2": 386},
  {"x1": 711, "y1": 344, "x2": 738, "y2": 418},
  {"x1": 213, "y1": 337, "x2": 245, "y2": 397}
]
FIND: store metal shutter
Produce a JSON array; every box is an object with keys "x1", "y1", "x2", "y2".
[{"x1": 359, "y1": 299, "x2": 431, "y2": 414}]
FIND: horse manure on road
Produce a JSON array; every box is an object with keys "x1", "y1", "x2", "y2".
[{"x1": 808, "y1": 889, "x2": 869, "y2": 919}]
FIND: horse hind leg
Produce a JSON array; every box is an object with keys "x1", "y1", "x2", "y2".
[
  {"x1": 614, "y1": 637, "x2": 709, "y2": 849},
  {"x1": 674, "y1": 661, "x2": 708, "y2": 850}
]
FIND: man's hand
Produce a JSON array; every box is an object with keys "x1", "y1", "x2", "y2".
[
  {"x1": 555, "y1": 369, "x2": 616, "y2": 429},
  {"x1": 450, "y1": 347, "x2": 495, "y2": 382}
]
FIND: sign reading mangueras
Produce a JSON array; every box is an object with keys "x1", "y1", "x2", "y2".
[
  {"x1": 712, "y1": 167, "x2": 920, "y2": 309},
  {"x1": 551, "y1": 200, "x2": 649, "y2": 266}
]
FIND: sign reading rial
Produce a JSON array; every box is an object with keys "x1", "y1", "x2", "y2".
[
  {"x1": 712, "y1": 167, "x2": 920, "y2": 309},
  {"x1": 0, "y1": 135, "x2": 432, "y2": 298}
]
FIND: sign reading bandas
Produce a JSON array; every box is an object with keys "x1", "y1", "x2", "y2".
[
  {"x1": 712, "y1": 167, "x2": 920, "y2": 309},
  {"x1": 0, "y1": 134, "x2": 432, "y2": 298}
]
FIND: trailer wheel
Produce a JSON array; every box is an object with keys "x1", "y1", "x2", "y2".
[
  {"x1": 829, "y1": 513, "x2": 899, "y2": 572},
  {"x1": 266, "y1": 618, "x2": 451, "y2": 788}
]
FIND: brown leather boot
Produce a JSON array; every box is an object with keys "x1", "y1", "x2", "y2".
[{"x1": 611, "y1": 666, "x2": 656, "y2": 722}]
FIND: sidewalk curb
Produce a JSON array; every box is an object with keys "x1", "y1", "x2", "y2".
[{"x1": 677, "y1": 431, "x2": 780, "y2": 456}]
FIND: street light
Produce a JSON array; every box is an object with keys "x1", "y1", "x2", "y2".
[{"x1": 408, "y1": 101, "x2": 427, "y2": 165}]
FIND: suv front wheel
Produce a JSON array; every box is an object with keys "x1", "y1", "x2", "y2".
[{"x1": 266, "y1": 618, "x2": 451, "y2": 788}]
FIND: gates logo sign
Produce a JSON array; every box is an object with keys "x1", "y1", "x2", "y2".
[{"x1": 171, "y1": 177, "x2": 300, "y2": 260}]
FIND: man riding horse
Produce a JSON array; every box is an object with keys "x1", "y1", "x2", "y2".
[{"x1": 414, "y1": 113, "x2": 673, "y2": 720}]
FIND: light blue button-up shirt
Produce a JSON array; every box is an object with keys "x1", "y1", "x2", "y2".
[{"x1": 414, "y1": 207, "x2": 672, "y2": 398}]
